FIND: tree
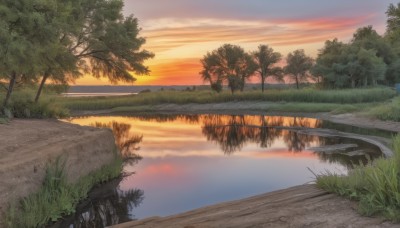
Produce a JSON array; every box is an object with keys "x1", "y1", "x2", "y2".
[
  {"x1": 252, "y1": 45, "x2": 282, "y2": 92},
  {"x1": 284, "y1": 49, "x2": 313, "y2": 89},
  {"x1": 200, "y1": 52, "x2": 224, "y2": 93},
  {"x1": 312, "y1": 39, "x2": 346, "y2": 88},
  {"x1": 34, "y1": 0, "x2": 154, "y2": 102},
  {"x1": 0, "y1": 0, "x2": 57, "y2": 113},
  {"x1": 386, "y1": 3, "x2": 400, "y2": 42},
  {"x1": 200, "y1": 44, "x2": 256, "y2": 94}
]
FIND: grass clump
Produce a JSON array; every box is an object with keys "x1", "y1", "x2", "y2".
[
  {"x1": 5, "y1": 155, "x2": 122, "y2": 228},
  {"x1": 59, "y1": 88, "x2": 395, "y2": 111},
  {"x1": 367, "y1": 97, "x2": 400, "y2": 122},
  {"x1": 1, "y1": 88, "x2": 69, "y2": 118},
  {"x1": 316, "y1": 135, "x2": 400, "y2": 222}
]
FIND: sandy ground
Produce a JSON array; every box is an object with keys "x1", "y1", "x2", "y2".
[
  {"x1": 0, "y1": 119, "x2": 117, "y2": 224},
  {"x1": 112, "y1": 184, "x2": 400, "y2": 228}
]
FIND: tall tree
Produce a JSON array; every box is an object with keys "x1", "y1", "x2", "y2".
[
  {"x1": 284, "y1": 49, "x2": 313, "y2": 89},
  {"x1": 200, "y1": 52, "x2": 224, "y2": 93},
  {"x1": 200, "y1": 44, "x2": 256, "y2": 94},
  {"x1": 0, "y1": 0, "x2": 55, "y2": 113},
  {"x1": 311, "y1": 39, "x2": 346, "y2": 88},
  {"x1": 386, "y1": 3, "x2": 400, "y2": 42},
  {"x1": 34, "y1": 0, "x2": 154, "y2": 102},
  {"x1": 252, "y1": 45, "x2": 282, "y2": 92}
]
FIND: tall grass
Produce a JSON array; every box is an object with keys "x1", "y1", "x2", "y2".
[
  {"x1": 367, "y1": 97, "x2": 400, "y2": 122},
  {"x1": 316, "y1": 135, "x2": 400, "y2": 222},
  {"x1": 1, "y1": 88, "x2": 69, "y2": 118},
  {"x1": 59, "y1": 88, "x2": 396, "y2": 111},
  {"x1": 5, "y1": 155, "x2": 123, "y2": 228}
]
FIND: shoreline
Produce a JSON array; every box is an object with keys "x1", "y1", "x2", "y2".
[
  {"x1": 0, "y1": 119, "x2": 118, "y2": 226},
  {"x1": 2, "y1": 106, "x2": 400, "y2": 227},
  {"x1": 114, "y1": 184, "x2": 397, "y2": 228},
  {"x1": 70, "y1": 101, "x2": 400, "y2": 133}
]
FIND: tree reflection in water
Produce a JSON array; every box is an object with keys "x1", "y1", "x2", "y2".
[
  {"x1": 201, "y1": 115, "x2": 321, "y2": 154},
  {"x1": 92, "y1": 121, "x2": 143, "y2": 164},
  {"x1": 49, "y1": 178, "x2": 144, "y2": 228}
]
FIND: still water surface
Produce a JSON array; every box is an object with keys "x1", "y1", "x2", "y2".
[{"x1": 61, "y1": 114, "x2": 384, "y2": 227}]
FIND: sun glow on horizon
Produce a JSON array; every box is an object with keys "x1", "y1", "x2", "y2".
[{"x1": 74, "y1": 1, "x2": 395, "y2": 86}]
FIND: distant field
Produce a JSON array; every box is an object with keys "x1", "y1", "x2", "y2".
[{"x1": 67, "y1": 83, "x2": 302, "y2": 94}]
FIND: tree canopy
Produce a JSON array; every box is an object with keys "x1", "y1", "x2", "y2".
[
  {"x1": 0, "y1": 0, "x2": 154, "y2": 111},
  {"x1": 284, "y1": 49, "x2": 313, "y2": 89},
  {"x1": 200, "y1": 44, "x2": 257, "y2": 94},
  {"x1": 252, "y1": 45, "x2": 282, "y2": 92}
]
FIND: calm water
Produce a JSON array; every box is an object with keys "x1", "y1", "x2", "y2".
[{"x1": 59, "y1": 114, "x2": 384, "y2": 227}]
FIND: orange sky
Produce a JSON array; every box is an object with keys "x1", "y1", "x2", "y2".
[{"x1": 75, "y1": 0, "x2": 396, "y2": 85}]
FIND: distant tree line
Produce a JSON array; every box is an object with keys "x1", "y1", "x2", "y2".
[
  {"x1": 0, "y1": 0, "x2": 154, "y2": 114},
  {"x1": 200, "y1": 3, "x2": 400, "y2": 92}
]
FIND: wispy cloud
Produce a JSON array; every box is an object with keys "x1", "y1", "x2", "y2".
[{"x1": 75, "y1": 1, "x2": 396, "y2": 85}]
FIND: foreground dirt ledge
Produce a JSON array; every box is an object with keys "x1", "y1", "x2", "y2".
[
  {"x1": 0, "y1": 119, "x2": 117, "y2": 223},
  {"x1": 113, "y1": 184, "x2": 399, "y2": 228}
]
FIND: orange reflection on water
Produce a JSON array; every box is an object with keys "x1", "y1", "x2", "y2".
[{"x1": 67, "y1": 115, "x2": 323, "y2": 158}]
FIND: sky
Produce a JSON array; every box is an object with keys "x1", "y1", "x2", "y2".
[{"x1": 75, "y1": 0, "x2": 398, "y2": 85}]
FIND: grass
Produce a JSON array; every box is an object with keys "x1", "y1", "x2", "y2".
[
  {"x1": 0, "y1": 87, "x2": 69, "y2": 118},
  {"x1": 315, "y1": 134, "x2": 400, "y2": 222},
  {"x1": 59, "y1": 88, "x2": 396, "y2": 111},
  {"x1": 0, "y1": 117, "x2": 8, "y2": 124},
  {"x1": 110, "y1": 102, "x2": 365, "y2": 114},
  {"x1": 4, "y1": 154, "x2": 123, "y2": 228},
  {"x1": 366, "y1": 96, "x2": 400, "y2": 122}
]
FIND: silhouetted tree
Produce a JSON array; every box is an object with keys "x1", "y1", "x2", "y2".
[
  {"x1": 284, "y1": 49, "x2": 313, "y2": 89},
  {"x1": 252, "y1": 45, "x2": 283, "y2": 92}
]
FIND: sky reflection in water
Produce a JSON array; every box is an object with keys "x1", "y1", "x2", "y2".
[{"x1": 67, "y1": 114, "x2": 382, "y2": 222}]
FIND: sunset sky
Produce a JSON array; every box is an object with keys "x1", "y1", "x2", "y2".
[{"x1": 75, "y1": 0, "x2": 398, "y2": 85}]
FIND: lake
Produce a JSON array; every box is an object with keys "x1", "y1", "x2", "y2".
[{"x1": 58, "y1": 114, "x2": 386, "y2": 227}]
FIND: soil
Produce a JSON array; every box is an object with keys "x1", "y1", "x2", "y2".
[
  {"x1": 0, "y1": 119, "x2": 116, "y2": 224},
  {"x1": 113, "y1": 184, "x2": 400, "y2": 228}
]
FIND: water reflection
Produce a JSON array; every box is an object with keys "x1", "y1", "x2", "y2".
[
  {"x1": 65, "y1": 114, "x2": 384, "y2": 222},
  {"x1": 92, "y1": 121, "x2": 143, "y2": 164},
  {"x1": 50, "y1": 178, "x2": 144, "y2": 228}
]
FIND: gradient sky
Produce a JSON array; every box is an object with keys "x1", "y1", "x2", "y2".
[{"x1": 75, "y1": 0, "x2": 398, "y2": 85}]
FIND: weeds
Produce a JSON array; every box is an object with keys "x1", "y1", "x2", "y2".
[
  {"x1": 5, "y1": 155, "x2": 123, "y2": 228},
  {"x1": 316, "y1": 135, "x2": 400, "y2": 222},
  {"x1": 1, "y1": 88, "x2": 69, "y2": 118},
  {"x1": 59, "y1": 88, "x2": 395, "y2": 111},
  {"x1": 367, "y1": 97, "x2": 400, "y2": 122}
]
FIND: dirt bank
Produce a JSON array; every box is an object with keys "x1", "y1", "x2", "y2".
[
  {"x1": 113, "y1": 184, "x2": 399, "y2": 228},
  {"x1": 0, "y1": 119, "x2": 117, "y2": 223}
]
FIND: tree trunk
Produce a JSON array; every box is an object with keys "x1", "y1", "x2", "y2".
[
  {"x1": 2, "y1": 72, "x2": 16, "y2": 110},
  {"x1": 351, "y1": 78, "x2": 355, "y2": 88},
  {"x1": 35, "y1": 72, "x2": 49, "y2": 103},
  {"x1": 261, "y1": 76, "x2": 265, "y2": 93},
  {"x1": 295, "y1": 75, "x2": 299, "y2": 89},
  {"x1": 240, "y1": 77, "x2": 245, "y2": 92}
]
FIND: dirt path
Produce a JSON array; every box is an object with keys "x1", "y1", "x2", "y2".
[
  {"x1": 113, "y1": 184, "x2": 399, "y2": 228},
  {"x1": 0, "y1": 119, "x2": 116, "y2": 223}
]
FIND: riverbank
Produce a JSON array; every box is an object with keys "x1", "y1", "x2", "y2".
[
  {"x1": 0, "y1": 119, "x2": 118, "y2": 226},
  {"x1": 114, "y1": 184, "x2": 398, "y2": 228}
]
